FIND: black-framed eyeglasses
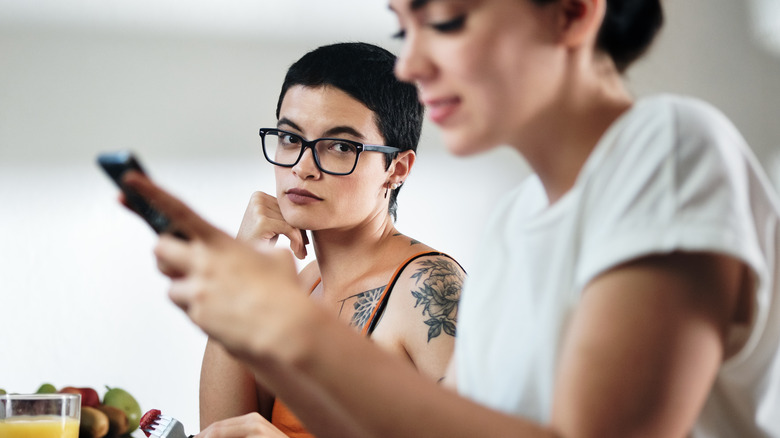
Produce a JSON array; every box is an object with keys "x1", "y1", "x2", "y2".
[{"x1": 259, "y1": 128, "x2": 402, "y2": 176}]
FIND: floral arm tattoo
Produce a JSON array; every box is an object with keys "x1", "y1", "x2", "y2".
[{"x1": 410, "y1": 259, "x2": 464, "y2": 342}]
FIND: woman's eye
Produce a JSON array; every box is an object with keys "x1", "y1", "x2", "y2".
[
  {"x1": 431, "y1": 15, "x2": 465, "y2": 33},
  {"x1": 392, "y1": 29, "x2": 407, "y2": 40},
  {"x1": 331, "y1": 142, "x2": 356, "y2": 153},
  {"x1": 281, "y1": 134, "x2": 300, "y2": 145}
]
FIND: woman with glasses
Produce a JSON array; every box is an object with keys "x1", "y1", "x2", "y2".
[
  {"x1": 196, "y1": 42, "x2": 464, "y2": 438},
  {"x1": 125, "y1": 0, "x2": 780, "y2": 437}
]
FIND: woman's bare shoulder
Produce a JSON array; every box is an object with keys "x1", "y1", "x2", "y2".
[
  {"x1": 381, "y1": 251, "x2": 465, "y2": 379},
  {"x1": 298, "y1": 260, "x2": 321, "y2": 290},
  {"x1": 398, "y1": 252, "x2": 465, "y2": 330}
]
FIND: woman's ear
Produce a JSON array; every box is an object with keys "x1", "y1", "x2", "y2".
[
  {"x1": 558, "y1": 0, "x2": 605, "y2": 49},
  {"x1": 389, "y1": 150, "x2": 416, "y2": 184}
]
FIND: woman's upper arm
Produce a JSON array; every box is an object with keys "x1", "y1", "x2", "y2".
[
  {"x1": 200, "y1": 337, "x2": 271, "y2": 429},
  {"x1": 393, "y1": 255, "x2": 465, "y2": 381},
  {"x1": 441, "y1": 355, "x2": 458, "y2": 390},
  {"x1": 551, "y1": 251, "x2": 748, "y2": 437}
]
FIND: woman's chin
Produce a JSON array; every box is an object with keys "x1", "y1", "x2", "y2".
[
  {"x1": 278, "y1": 209, "x2": 317, "y2": 232},
  {"x1": 288, "y1": 218, "x2": 318, "y2": 231},
  {"x1": 443, "y1": 131, "x2": 498, "y2": 157}
]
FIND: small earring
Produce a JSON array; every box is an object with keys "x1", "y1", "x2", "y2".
[{"x1": 391, "y1": 181, "x2": 403, "y2": 190}]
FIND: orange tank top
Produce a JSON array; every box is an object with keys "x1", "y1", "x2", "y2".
[{"x1": 270, "y1": 251, "x2": 450, "y2": 437}]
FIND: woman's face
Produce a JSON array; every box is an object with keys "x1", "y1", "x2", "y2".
[
  {"x1": 390, "y1": 0, "x2": 564, "y2": 155},
  {"x1": 274, "y1": 85, "x2": 392, "y2": 231}
]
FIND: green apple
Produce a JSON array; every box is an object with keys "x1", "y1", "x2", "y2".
[
  {"x1": 102, "y1": 386, "x2": 142, "y2": 433},
  {"x1": 36, "y1": 383, "x2": 57, "y2": 394}
]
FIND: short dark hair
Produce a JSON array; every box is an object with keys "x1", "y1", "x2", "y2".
[
  {"x1": 276, "y1": 42, "x2": 424, "y2": 221},
  {"x1": 532, "y1": 0, "x2": 664, "y2": 73}
]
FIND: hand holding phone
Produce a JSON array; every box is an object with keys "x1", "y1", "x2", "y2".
[{"x1": 97, "y1": 151, "x2": 187, "y2": 239}]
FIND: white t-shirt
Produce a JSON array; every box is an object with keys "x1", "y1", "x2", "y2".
[{"x1": 455, "y1": 94, "x2": 780, "y2": 437}]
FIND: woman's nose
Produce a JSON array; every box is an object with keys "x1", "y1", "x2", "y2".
[
  {"x1": 292, "y1": 147, "x2": 320, "y2": 179},
  {"x1": 394, "y1": 32, "x2": 435, "y2": 84}
]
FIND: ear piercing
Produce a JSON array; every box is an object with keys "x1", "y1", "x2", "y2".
[{"x1": 385, "y1": 181, "x2": 403, "y2": 198}]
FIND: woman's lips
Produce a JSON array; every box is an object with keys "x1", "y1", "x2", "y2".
[
  {"x1": 425, "y1": 96, "x2": 460, "y2": 125},
  {"x1": 286, "y1": 188, "x2": 322, "y2": 205}
]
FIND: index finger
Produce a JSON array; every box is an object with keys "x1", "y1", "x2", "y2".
[{"x1": 121, "y1": 170, "x2": 220, "y2": 242}]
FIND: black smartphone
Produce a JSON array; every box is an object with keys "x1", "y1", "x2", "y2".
[{"x1": 97, "y1": 151, "x2": 186, "y2": 239}]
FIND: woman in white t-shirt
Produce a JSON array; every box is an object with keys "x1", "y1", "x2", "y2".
[{"x1": 124, "y1": 0, "x2": 780, "y2": 436}]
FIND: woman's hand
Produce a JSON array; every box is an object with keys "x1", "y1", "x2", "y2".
[
  {"x1": 196, "y1": 412, "x2": 288, "y2": 438},
  {"x1": 237, "y1": 191, "x2": 308, "y2": 260},
  {"x1": 121, "y1": 171, "x2": 314, "y2": 363}
]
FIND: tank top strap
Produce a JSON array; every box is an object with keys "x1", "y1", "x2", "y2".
[
  {"x1": 308, "y1": 278, "x2": 321, "y2": 295},
  {"x1": 362, "y1": 251, "x2": 460, "y2": 336}
]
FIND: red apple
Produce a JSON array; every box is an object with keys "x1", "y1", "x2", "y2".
[{"x1": 59, "y1": 386, "x2": 100, "y2": 408}]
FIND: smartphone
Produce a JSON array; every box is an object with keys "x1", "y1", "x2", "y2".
[{"x1": 97, "y1": 151, "x2": 186, "y2": 239}]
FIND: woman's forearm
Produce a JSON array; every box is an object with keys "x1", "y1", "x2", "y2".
[{"x1": 246, "y1": 307, "x2": 553, "y2": 438}]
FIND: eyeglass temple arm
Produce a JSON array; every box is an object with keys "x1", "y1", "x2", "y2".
[{"x1": 362, "y1": 145, "x2": 402, "y2": 153}]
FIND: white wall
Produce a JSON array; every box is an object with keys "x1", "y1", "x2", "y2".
[
  {"x1": 1, "y1": 0, "x2": 779, "y2": 434},
  {"x1": 0, "y1": 25, "x2": 529, "y2": 433}
]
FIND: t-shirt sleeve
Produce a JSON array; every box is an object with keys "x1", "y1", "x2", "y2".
[{"x1": 575, "y1": 97, "x2": 765, "y2": 290}]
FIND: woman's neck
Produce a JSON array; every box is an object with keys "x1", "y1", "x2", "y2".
[
  {"x1": 515, "y1": 58, "x2": 634, "y2": 204},
  {"x1": 309, "y1": 213, "x2": 400, "y2": 298}
]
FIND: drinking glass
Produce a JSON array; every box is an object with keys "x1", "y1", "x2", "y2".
[{"x1": 0, "y1": 393, "x2": 80, "y2": 438}]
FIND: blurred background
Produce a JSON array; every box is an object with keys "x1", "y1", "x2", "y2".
[{"x1": 1, "y1": 0, "x2": 779, "y2": 433}]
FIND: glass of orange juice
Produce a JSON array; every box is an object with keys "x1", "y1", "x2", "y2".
[{"x1": 0, "y1": 393, "x2": 80, "y2": 438}]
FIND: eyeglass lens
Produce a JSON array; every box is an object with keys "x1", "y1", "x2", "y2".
[{"x1": 264, "y1": 131, "x2": 359, "y2": 174}]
